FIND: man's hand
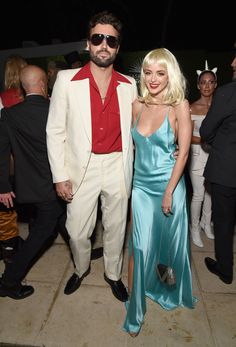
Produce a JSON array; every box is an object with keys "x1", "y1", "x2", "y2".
[
  {"x1": 173, "y1": 145, "x2": 179, "y2": 160},
  {"x1": 56, "y1": 180, "x2": 73, "y2": 203},
  {"x1": 0, "y1": 191, "x2": 15, "y2": 208}
]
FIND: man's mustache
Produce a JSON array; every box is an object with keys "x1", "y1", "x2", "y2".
[{"x1": 97, "y1": 49, "x2": 109, "y2": 54}]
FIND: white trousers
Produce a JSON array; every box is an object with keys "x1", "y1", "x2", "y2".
[
  {"x1": 189, "y1": 171, "x2": 212, "y2": 227},
  {"x1": 66, "y1": 152, "x2": 128, "y2": 280}
]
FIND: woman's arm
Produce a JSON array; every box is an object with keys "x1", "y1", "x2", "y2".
[{"x1": 162, "y1": 100, "x2": 192, "y2": 214}]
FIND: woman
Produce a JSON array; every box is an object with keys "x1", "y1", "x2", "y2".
[
  {"x1": 123, "y1": 48, "x2": 196, "y2": 337},
  {"x1": 0, "y1": 55, "x2": 28, "y2": 263},
  {"x1": 0, "y1": 55, "x2": 27, "y2": 108},
  {"x1": 189, "y1": 62, "x2": 217, "y2": 247}
]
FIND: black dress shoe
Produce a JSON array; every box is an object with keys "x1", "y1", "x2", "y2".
[
  {"x1": 0, "y1": 279, "x2": 34, "y2": 300},
  {"x1": 91, "y1": 247, "x2": 103, "y2": 260},
  {"x1": 104, "y1": 273, "x2": 128, "y2": 302},
  {"x1": 205, "y1": 257, "x2": 233, "y2": 284},
  {"x1": 64, "y1": 267, "x2": 90, "y2": 295}
]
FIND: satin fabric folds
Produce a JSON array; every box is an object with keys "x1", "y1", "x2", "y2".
[{"x1": 123, "y1": 115, "x2": 196, "y2": 334}]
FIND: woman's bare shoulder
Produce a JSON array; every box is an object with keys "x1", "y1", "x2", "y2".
[
  {"x1": 133, "y1": 98, "x2": 142, "y2": 110},
  {"x1": 190, "y1": 99, "x2": 203, "y2": 114},
  {"x1": 132, "y1": 99, "x2": 143, "y2": 118},
  {"x1": 174, "y1": 99, "x2": 190, "y2": 113},
  {"x1": 182, "y1": 99, "x2": 190, "y2": 108}
]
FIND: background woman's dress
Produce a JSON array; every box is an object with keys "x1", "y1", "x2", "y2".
[{"x1": 123, "y1": 113, "x2": 196, "y2": 333}]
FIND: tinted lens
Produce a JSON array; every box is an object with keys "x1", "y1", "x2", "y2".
[
  {"x1": 90, "y1": 34, "x2": 103, "y2": 46},
  {"x1": 106, "y1": 36, "x2": 119, "y2": 48},
  {"x1": 90, "y1": 34, "x2": 119, "y2": 49}
]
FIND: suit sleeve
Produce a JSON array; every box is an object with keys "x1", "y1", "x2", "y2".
[
  {"x1": 200, "y1": 86, "x2": 234, "y2": 144},
  {"x1": 46, "y1": 72, "x2": 70, "y2": 183},
  {"x1": 131, "y1": 77, "x2": 138, "y2": 101},
  {"x1": 0, "y1": 109, "x2": 13, "y2": 192}
]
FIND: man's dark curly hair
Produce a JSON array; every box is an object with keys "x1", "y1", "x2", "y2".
[{"x1": 87, "y1": 11, "x2": 122, "y2": 43}]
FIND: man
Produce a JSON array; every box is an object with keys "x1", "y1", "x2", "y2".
[
  {"x1": 61, "y1": 50, "x2": 104, "y2": 259},
  {"x1": 47, "y1": 60, "x2": 68, "y2": 97},
  {"x1": 46, "y1": 11, "x2": 137, "y2": 301},
  {"x1": 64, "y1": 51, "x2": 82, "y2": 68},
  {"x1": 0, "y1": 65, "x2": 65, "y2": 299},
  {"x1": 200, "y1": 43, "x2": 236, "y2": 284}
]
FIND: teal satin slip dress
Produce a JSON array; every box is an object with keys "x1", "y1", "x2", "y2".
[{"x1": 123, "y1": 111, "x2": 196, "y2": 334}]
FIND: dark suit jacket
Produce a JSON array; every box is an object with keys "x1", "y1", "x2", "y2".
[
  {"x1": 0, "y1": 95, "x2": 57, "y2": 203},
  {"x1": 200, "y1": 81, "x2": 236, "y2": 188}
]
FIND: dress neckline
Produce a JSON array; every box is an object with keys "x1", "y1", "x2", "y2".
[{"x1": 135, "y1": 115, "x2": 168, "y2": 139}]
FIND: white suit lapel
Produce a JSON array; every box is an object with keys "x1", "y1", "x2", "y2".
[{"x1": 72, "y1": 78, "x2": 92, "y2": 142}]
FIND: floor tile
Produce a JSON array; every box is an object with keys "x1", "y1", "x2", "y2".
[
  {"x1": 25, "y1": 244, "x2": 71, "y2": 284},
  {"x1": 63, "y1": 241, "x2": 129, "y2": 289},
  {"x1": 35, "y1": 285, "x2": 127, "y2": 347},
  {"x1": 125, "y1": 297, "x2": 215, "y2": 347},
  {"x1": 201, "y1": 293, "x2": 236, "y2": 347},
  {"x1": 1, "y1": 222, "x2": 235, "y2": 346},
  {"x1": 190, "y1": 232, "x2": 215, "y2": 254},
  {"x1": 0, "y1": 282, "x2": 60, "y2": 346},
  {"x1": 192, "y1": 251, "x2": 236, "y2": 293}
]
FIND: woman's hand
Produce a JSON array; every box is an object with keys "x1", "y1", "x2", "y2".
[{"x1": 162, "y1": 191, "x2": 173, "y2": 216}]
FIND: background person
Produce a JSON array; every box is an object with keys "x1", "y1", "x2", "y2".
[
  {"x1": 0, "y1": 55, "x2": 28, "y2": 263},
  {"x1": 200, "y1": 43, "x2": 236, "y2": 285},
  {"x1": 47, "y1": 60, "x2": 68, "y2": 97},
  {"x1": 0, "y1": 65, "x2": 65, "y2": 299},
  {"x1": 231, "y1": 41, "x2": 236, "y2": 79},
  {"x1": 188, "y1": 61, "x2": 217, "y2": 247},
  {"x1": 64, "y1": 51, "x2": 82, "y2": 68},
  {"x1": 123, "y1": 48, "x2": 196, "y2": 337},
  {"x1": 0, "y1": 55, "x2": 27, "y2": 108},
  {"x1": 46, "y1": 11, "x2": 137, "y2": 301}
]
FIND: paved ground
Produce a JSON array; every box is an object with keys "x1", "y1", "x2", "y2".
[{"x1": 0, "y1": 221, "x2": 235, "y2": 347}]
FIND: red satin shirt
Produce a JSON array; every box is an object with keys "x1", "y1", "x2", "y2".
[{"x1": 71, "y1": 63, "x2": 131, "y2": 154}]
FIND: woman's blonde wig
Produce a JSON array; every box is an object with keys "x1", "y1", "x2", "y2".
[
  {"x1": 4, "y1": 55, "x2": 28, "y2": 90},
  {"x1": 140, "y1": 48, "x2": 186, "y2": 106}
]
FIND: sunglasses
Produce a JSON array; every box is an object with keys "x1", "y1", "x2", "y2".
[{"x1": 90, "y1": 34, "x2": 119, "y2": 49}]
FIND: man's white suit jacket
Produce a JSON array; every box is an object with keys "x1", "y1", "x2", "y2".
[{"x1": 46, "y1": 67, "x2": 138, "y2": 197}]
